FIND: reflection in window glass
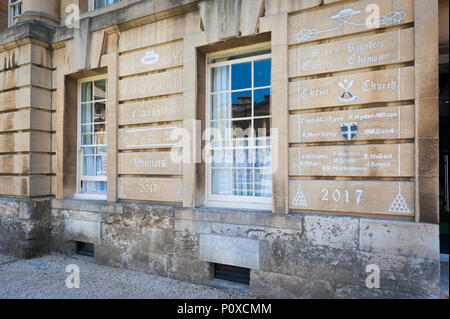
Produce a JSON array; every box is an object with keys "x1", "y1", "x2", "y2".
[
  {"x1": 231, "y1": 62, "x2": 251, "y2": 90},
  {"x1": 254, "y1": 88, "x2": 271, "y2": 117},
  {"x1": 254, "y1": 59, "x2": 271, "y2": 88},
  {"x1": 232, "y1": 91, "x2": 252, "y2": 118}
]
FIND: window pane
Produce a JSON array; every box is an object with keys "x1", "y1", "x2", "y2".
[
  {"x1": 211, "y1": 149, "x2": 232, "y2": 168},
  {"x1": 81, "y1": 181, "x2": 106, "y2": 193},
  {"x1": 255, "y1": 169, "x2": 272, "y2": 197},
  {"x1": 96, "y1": 146, "x2": 107, "y2": 155},
  {"x1": 256, "y1": 147, "x2": 271, "y2": 168},
  {"x1": 234, "y1": 148, "x2": 254, "y2": 168},
  {"x1": 83, "y1": 156, "x2": 96, "y2": 175},
  {"x1": 94, "y1": 0, "x2": 121, "y2": 9},
  {"x1": 212, "y1": 169, "x2": 231, "y2": 195},
  {"x1": 82, "y1": 146, "x2": 95, "y2": 155},
  {"x1": 94, "y1": 102, "x2": 106, "y2": 122},
  {"x1": 254, "y1": 118, "x2": 271, "y2": 138},
  {"x1": 96, "y1": 155, "x2": 107, "y2": 176},
  {"x1": 211, "y1": 93, "x2": 229, "y2": 120},
  {"x1": 211, "y1": 120, "x2": 231, "y2": 142},
  {"x1": 82, "y1": 133, "x2": 93, "y2": 145},
  {"x1": 233, "y1": 169, "x2": 253, "y2": 196},
  {"x1": 81, "y1": 103, "x2": 92, "y2": 124},
  {"x1": 94, "y1": 132, "x2": 107, "y2": 145},
  {"x1": 81, "y1": 124, "x2": 93, "y2": 134},
  {"x1": 232, "y1": 120, "x2": 251, "y2": 139},
  {"x1": 232, "y1": 90, "x2": 252, "y2": 119},
  {"x1": 94, "y1": 80, "x2": 106, "y2": 100},
  {"x1": 254, "y1": 88, "x2": 270, "y2": 117},
  {"x1": 254, "y1": 59, "x2": 271, "y2": 87},
  {"x1": 211, "y1": 66, "x2": 229, "y2": 92},
  {"x1": 81, "y1": 82, "x2": 92, "y2": 102},
  {"x1": 231, "y1": 62, "x2": 251, "y2": 90}
]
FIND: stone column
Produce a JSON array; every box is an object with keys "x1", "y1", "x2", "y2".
[{"x1": 21, "y1": 0, "x2": 60, "y2": 25}]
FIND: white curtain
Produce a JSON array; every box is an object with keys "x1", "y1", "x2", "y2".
[
  {"x1": 81, "y1": 82, "x2": 106, "y2": 194},
  {"x1": 211, "y1": 66, "x2": 231, "y2": 195}
]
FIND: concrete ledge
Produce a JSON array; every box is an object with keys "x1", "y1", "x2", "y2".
[{"x1": 175, "y1": 207, "x2": 304, "y2": 230}]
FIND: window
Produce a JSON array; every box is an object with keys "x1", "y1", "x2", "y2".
[
  {"x1": 8, "y1": 0, "x2": 22, "y2": 27},
  {"x1": 206, "y1": 46, "x2": 272, "y2": 209},
  {"x1": 76, "y1": 76, "x2": 108, "y2": 199},
  {"x1": 89, "y1": 0, "x2": 121, "y2": 11}
]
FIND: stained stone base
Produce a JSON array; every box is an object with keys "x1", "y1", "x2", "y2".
[
  {"x1": 0, "y1": 198, "x2": 51, "y2": 259},
  {"x1": 2, "y1": 197, "x2": 441, "y2": 298}
]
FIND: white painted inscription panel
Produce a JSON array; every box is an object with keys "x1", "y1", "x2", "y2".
[
  {"x1": 289, "y1": 143, "x2": 414, "y2": 177},
  {"x1": 289, "y1": 28, "x2": 414, "y2": 77},
  {"x1": 289, "y1": 180, "x2": 414, "y2": 216},
  {"x1": 289, "y1": 67, "x2": 414, "y2": 110},
  {"x1": 119, "y1": 96, "x2": 182, "y2": 125},
  {"x1": 118, "y1": 177, "x2": 183, "y2": 202},
  {"x1": 118, "y1": 151, "x2": 182, "y2": 175},
  {"x1": 289, "y1": 105, "x2": 414, "y2": 143},
  {"x1": 118, "y1": 125, "x2": 181, "y2": 150},
  {"x1": 119, "y1": 42, "x2": 183, "y2": 77},
  {"x1": 119, "y1": 68, "x2": 182, "y2": 101}
]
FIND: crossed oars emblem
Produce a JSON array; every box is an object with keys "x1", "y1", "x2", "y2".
[{"x1": 337, "y1": 79, "x2": 358, "y2": 102}]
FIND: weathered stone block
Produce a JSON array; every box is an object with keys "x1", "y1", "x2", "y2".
[
  {"x1": 303, "y1": 215, "x2": 359, "y2": 250},
  {"x1": 122, "y1": 204, "x2": 175, "y2": 230},
  {"x1": 169, "y1": 256, "x2": 212, "y2": 285},
  {"x1": 174, "y1": 231, "x2": 199, "y2": 257},
  {"x1": 0, "y1": 198, "x2": 50, "y2": 259},
  {"x1": 199, "y1": 234, "x2": 260, "y2": 270},
  {"x1": 359, "y1": 219, "x2": 439, "y2": 259},
  {"x1": 64, "y1": 218, "x2": 101, "y2": 244}
]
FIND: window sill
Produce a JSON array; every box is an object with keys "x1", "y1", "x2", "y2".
[
  {"x1": 74, "y1": 193, "x2": 107, "y2": 201},
  {"x1": 203, "y1": 200, "x2": 272, "y2": 211}
]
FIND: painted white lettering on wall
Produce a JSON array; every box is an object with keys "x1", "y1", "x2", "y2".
[
  {"x1": 133, "y1": 157, "x2": 167, "y2": 168},
  {"x1": 130, "y1": 104, "x2": 168, "y2": 121},
  {"x1": 321, "y1": 188, "x2": 364, "y2": 206},
  {"x1": 124, "y1": 79, "x2": 181, "y2": 96},
  {"x1": 362, "y1": 79, "x2": 396, "y2": 92},
  {"x1": 140, "y1": 183, "x2": 158, "y2": 193}
]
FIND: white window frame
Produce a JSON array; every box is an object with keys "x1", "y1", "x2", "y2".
[
  {"x1": 8, "y1": 0, "x2": 22, "y2": 27},
  {"x1": 205, "y1": 43, "x2": 273, "y2": 210},
  {"x1": 88, "y1": 0, "x2": 122, "y2": 11},
  {"x1": 75, "y1": 75, "x2": 108, "y2": 201}
]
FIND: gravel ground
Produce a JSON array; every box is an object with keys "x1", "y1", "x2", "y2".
[{"x1": 0, "y1": 254, "x2": 254, "y2": 299}]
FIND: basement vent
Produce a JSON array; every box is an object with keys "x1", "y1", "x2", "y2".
[
  {"x1": 214, "y1": 264, "x2": 250, "y2": 285},
  {"x1": 76, "y1": 242, "x2": 94, "y2": 257}
]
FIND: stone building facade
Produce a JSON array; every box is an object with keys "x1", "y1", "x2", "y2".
[{"x1": 0, "y1": 0, "x2": 443, "y2": 298}]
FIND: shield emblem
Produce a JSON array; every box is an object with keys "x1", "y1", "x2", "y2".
[{"x1": 340, "y1": 122, "x2": 358, "y2": 140}]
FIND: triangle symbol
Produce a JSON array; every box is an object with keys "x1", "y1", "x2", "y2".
[
  {"x1": 388, "y1": 192, "x2": 410, "y2": 213},
  {"x1": 292, "y1": 182, "x2": 307, "y2": 206}
]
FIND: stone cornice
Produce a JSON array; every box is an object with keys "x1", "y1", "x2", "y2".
[{"x1": 0, "y1": 0, "x2": 201, "y2": 49}]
